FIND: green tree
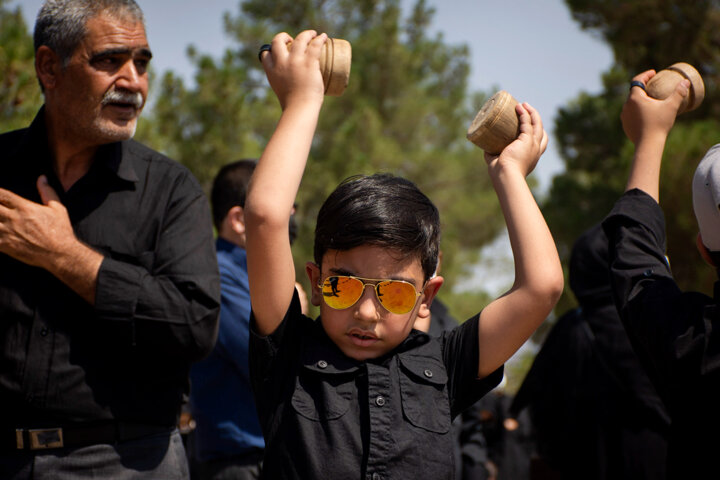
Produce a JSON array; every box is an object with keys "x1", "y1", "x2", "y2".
[
  {"x1": 138, "y1": 0, "x2": 508, "y2": 321},
  {"x1": 0, "y1": 0, "x2": 42, "y2": 131},
  {"x1": 544, "y1": 0, "x2": 720, "y2": 313}
]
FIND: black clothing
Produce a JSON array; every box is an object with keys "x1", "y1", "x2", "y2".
[
  {"x1": 249, "y1": 293, "x2": 502, "y2": 480},
  {"x1": 603, "y1": 189, "x2": 720, "y2": 478},
  {"x1": 477, "y1": 392, "x2": 533, "y2": 480},
  {"x1": 0, "y1": 110, "x2": 221, "y2": 431},
  {"x1": 429, "y1": 300, "x2": 491, "y2": 480},
  {"x1": 513, "y1": 222, "x2": 669, "y2": 479}
]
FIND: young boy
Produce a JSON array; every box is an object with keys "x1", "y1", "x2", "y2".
[
  {"x1": 602, "y1": 71, "x2": 719, "y2": 477},
  {"x1": 246, "y1": 30, "x2": 563, "y2": 479}
]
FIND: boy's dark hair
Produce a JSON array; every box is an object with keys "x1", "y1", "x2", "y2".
[
  {"x1": 314, "y1": 173, "x2": 440, "y2": 281},
  {"x1": 211, "y1": 159, "x2": 257, "y2": 230}
]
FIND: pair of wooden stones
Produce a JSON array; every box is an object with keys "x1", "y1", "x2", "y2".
[
  {"x1": 467, "y1": 62, "x2": 705, "y2": 154},
  {"x1": 280, "y1": 38, "x2": 352, "y2": 96}
]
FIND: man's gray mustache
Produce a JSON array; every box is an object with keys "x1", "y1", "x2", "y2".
[{"x1": 102, "y1": 90, "x2": 144, "y2": 109}]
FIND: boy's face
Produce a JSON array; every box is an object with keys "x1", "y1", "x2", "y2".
[{"x1": 306, "y1": 244, "x2": 443, "y2": 361}]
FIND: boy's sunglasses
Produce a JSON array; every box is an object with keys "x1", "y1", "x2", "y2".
[{"x1": 319, "y1": 275, "x2": 423, "y2": 315}]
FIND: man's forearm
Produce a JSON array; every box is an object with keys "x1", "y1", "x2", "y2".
[{"x1": 46, "y1": 239, "x2": 103, "y2": 304}]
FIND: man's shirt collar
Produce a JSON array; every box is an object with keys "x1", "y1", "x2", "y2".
[{"x1": 13, "y1": 107, "x2": 139, "y2": 184}]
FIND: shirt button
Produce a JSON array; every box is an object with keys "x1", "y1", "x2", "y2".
[
  {"x1": 375, "y1": 396, "x2": 386, "y2": 407},
  {"x1": 40, "y1": 328, "x2": 49, "y2": 337},
  {"x1": 424, "y1": 369, "x2": 433, "y2": 378},
  {"x1": 644, "y1": 269, "x2": 653, "y2": 277},
  {"x1": 26, "y1": 394, "x2": 34, "y2": 404},
  {"x1": 317, "y1": 360, "x2": 328, "y2": 369}
]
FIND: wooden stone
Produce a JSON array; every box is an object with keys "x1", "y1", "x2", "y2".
[
  {"x1": 646, "y1": 62, "x2": 704, "y2": 114},
  {"x1": 320, "y1": 38, "x2": 352, "y2": 96},
  {"x1": 286, "y1": 37, "x2": 352, "y2": 96},
  {"x1": 466, "y1": 90, "x2": 519, "y2": 154}
]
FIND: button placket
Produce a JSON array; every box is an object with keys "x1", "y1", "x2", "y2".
[{"x1": 365, "y1": 362, "x2": 392, "y2": 477}]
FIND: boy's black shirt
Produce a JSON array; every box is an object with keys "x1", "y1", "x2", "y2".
[
  {"x1": 603, "y1": 189, "x2": 720, "y2": 479},
  {"x1": 249, "y1": 292, "x2": 502, "y2": 480}
]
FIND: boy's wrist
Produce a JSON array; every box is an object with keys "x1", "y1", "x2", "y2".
[
  {"x1": 486, "y1": 157, "x2": 529, "y2": 181},
  {"x1": 282, "y1": 92, "x2": 324, "y2": 112},
  {"x1": 634, "y1": 130, "x2": 670, "y2": 154}
]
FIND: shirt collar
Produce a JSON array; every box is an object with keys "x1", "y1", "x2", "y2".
[
  {"x1": 216, "y1": 237, "x2": 248, "y2": 265},
  {"x1": 13, "y1": 107, "x2": 139, "y2": 184},
  {"x1": 10, "y1": 107, "x2": 52, "y2": 166},
  {"x1": 305, "y1": 320, "x2": 434, "y2": 373},
  {"x1": 110, "y1": 141, "x2": 139, "y2": 182},
  {"x1": 301, "y1": 324, "x2": 363, "y2": 374}
]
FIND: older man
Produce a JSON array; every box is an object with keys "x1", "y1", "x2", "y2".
[{"x1": 0, "y1": 1, "x2": 220, "y2": 478}]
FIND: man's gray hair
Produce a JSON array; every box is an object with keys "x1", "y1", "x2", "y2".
[{"x1": 34, "y1": 0, "x2": 145, "y2": 66}]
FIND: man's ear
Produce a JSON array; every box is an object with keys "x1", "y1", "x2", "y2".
[
  {"x1": 416, "y1": 275, "x2": 444, "y2": 322},
  {"x1": 697, "y1": 233, "x2": 717, "y2": 267},
  {"x1": 305, "y1": 261, "x2": 323, "y2": 306},
  {"x1": 35, "y1": 46, "x2": 61, "y2": 91}
]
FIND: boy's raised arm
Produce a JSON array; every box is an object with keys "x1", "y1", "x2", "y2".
[
  {"x1": 245, "y1": 30, "x2": 327, "y2": 336},
  {"x1": 621, "y1": 70, "x2": 689, "y2": 201},
  {"x1": 476, "y1": 103, "x2": 564, "y2": 378}
]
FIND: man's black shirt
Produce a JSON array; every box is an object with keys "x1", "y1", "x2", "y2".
[{"x1": 0, "y1": 109, "x2": 220, "y2": 429}]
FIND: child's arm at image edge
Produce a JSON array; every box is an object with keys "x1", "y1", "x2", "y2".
[
  {"x1": 476, "y1": 103, "x2": 564, "y2": 379},
  {"x1": 245, "y1": 31, "x2": 327, "y2": 336}
]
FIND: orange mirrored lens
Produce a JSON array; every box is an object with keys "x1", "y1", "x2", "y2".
[
  {"x1": 321, "y1": 276, "x2": 419, "y2": 314},
  {"x1": 321, "y1": 276, "x2": 364, "y2": 309},
  {"x1": 377, "y1": 280, "x2": 418, "y2": 314}
]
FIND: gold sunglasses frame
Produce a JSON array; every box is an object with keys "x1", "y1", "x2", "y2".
[{"x1": 319, "y1": 275, "x2": 424, "y2": 314}]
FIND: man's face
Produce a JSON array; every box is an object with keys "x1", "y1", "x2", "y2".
[{"x1": 51, "y1": 12, "x2": 151, "y2": 145}]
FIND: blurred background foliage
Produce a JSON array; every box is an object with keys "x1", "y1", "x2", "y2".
[
  {"x1": 135, "y1": 0, "x2": 507, "y2": 322},
  {"x1": 546, "y1": 0, "x2": 720, "y2": 319},
  {"x1": 4, "y1": 0, "x2": 720, "y2": 392},
  {"x1": 0, "y1": 0, "x2": 42, "y2": 130}
]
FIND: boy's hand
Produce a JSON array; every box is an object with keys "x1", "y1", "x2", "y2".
[
  {"x1": 484, "y1": 103, "x2": 548, "y2": 177},
  {"x1": 621, "y1": 70, "x2": 690, "y2": 144},
  {"x1": 260, "y1": 30, "x2": 328, "y2": 111}
]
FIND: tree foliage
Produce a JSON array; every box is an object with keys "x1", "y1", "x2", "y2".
[
  {"x1": 567, "y1": 0, "x2": 720, "y2": 104},
  {"x1": 137, "y1": 0, "x2": 507, "y2": 320},
  {"x1": 0, "y1": 0, "x2": 508, "y2": 321},
  {"x1": 0, "y1": 0, "x2": 42, "y2": 132},
  {"x1": 546, "y1": 0, "x2": 720, "y2": 313}
]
